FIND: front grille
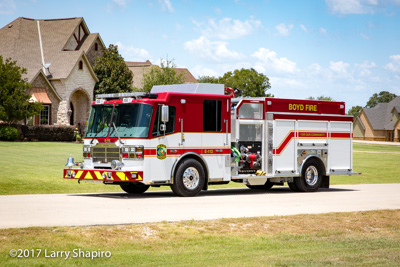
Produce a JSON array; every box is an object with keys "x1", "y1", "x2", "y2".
[{"x1": 92, "y1": 144, "x2": 120, "y2": 163}]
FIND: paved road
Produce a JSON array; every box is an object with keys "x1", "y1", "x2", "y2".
[{"x1": 1, "y1": 184, "x2": 399, "y2": 229}]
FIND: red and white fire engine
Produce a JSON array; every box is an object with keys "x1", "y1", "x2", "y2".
[{"x1": 64, "y1": 83, "x2": 358, "y2": 196}]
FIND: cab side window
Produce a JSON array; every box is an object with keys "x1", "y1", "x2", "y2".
[
  {"x1": 152, "y1": 106, "x2": 176, "y2": 136},
  {"x1": 203, "y1": 100, "x2": 222, "y2": 131}
]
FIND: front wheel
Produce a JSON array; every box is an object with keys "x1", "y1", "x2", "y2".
[
  {"x1": 171, "y1": 158, "x2": 205, "y2": 197},
  {"x1": 295, "y1": 159, "x2": 323, "y2": 192},
  {"x1": 120, "y1": 183, "x2": 150, "y2": 194}
]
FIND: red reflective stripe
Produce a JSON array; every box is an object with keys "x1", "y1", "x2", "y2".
[
  {"x1": 273, "y1": 131, "x2": 351, "y2": 155},
  {"x1": 331, "y1": 132, "x2": 352, "y2": 138},
  {"x1": 273, "y1": 131, "x2": 295, "y2": 155},
  {"x1": 63, "y1": 169, "x2": 144, "y2": 182},
  {"x1": 146, "y1": 148, "x2": 230, "y2": 155}
]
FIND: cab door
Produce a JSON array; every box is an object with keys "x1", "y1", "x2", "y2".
[{"x1": 150, "y1": 105, "x2": 179, "y2": 182}]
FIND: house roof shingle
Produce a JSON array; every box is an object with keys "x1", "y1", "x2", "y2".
[
  {"x1": 362, "y1": 96, "x2": 400, "y2": 130},
  {"x1": 0, "y1": 17, "x2": 99, "y2": 82}
]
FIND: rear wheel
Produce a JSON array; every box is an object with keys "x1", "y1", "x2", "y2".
[
  {"x1": 295, "y1": 159, "x2": 323, "y2": 192},
  {"x1": 171, "y1": 158, "x2": 205, "y2": 197},
  {"x1": 246, "y1": 180, "x2": 273, "y2": 190},
  {"x1": 288, "y1": 181, "x2": 300, "y2": 192},
  {"x1": 120, "y1": 183, "x2": 150, "y2": 194}
]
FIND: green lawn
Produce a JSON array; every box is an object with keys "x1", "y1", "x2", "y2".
[
  {"x1": 1, "y1": 209, "x2": 399, "y2": 266},
  {"x1": 0, "y1": 141, "x2": 399, "y2": 195}
]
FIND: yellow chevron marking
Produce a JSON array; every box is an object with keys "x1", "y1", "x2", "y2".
[
  {"x1": 84, "y1": 172, "x2": 93, "y2": 180},
  {"x1": 116, "y1": 172, "x2": 127, "y2": 181},
  {"x1": 75, "y1": 171, "x2": 83, "y2": 179},
  {"x1": 137, "y1": 174, "x2": 143, "y2": 181},
  {"x1": 94, "y1": 171, "x2": 102, "y2": 180}
]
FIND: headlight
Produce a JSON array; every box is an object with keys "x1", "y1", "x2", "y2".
[
  {"x1": 83, "y1": 146, "x2": 91, "y2": 158},
  {"x1": 121, "y1": 146, "x2": 144, "y2": 160}
]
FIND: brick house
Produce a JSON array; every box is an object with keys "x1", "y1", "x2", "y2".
[
  {"x1": 0, "y1": 17, "x2": 105, "y2": 126},
  {"x1": 354, "y1": 96, "x2": 400, "y2": 142},
  {"x1": 126, "y1": 60, "x2": 197, "y2": 90}
]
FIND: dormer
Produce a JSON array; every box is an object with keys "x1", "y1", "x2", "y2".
[
  {"x1": 63, "y1": 20, "x2": 89, "y2": 51},
  {"x1": 391, "y1": 106, "x2": 400, "y2": 122}
]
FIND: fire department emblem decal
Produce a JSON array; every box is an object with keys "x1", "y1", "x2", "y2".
[{"x1": 156, "y1": 144, "x2": 167, "y2": 160}]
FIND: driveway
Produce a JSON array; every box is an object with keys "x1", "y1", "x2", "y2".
[{"x1": 0, "y1": 184, "x2": 399, "y2": 229}]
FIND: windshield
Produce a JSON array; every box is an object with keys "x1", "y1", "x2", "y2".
[{"x1": 86, "y1": 103, "x2": 153, "y2": 138}]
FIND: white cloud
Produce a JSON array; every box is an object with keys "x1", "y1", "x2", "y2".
[
  {"x1": 198, "y1": 17, "x2": 262, "y2": 40},
  {"x1": 325, "y1": 0, "x2": 377, "y2": 14},
  {"x1": 214, "y1": 7, "x2": 221, "y2": 14},
  {"x1": 307, "y1": 63, "x2": 323, "y2": 74},
  {"x1": 360, "y1": 33, "x2": 369, "y2": 39},
  {"x1": 325, "y1": 0, "x2": 400, "y2": 14},
  {"x1": 356, "y1": 60, "x2": 376, "y2": 69},
  {"x1": 385, "y1": 54, "x2": 400, "y2": 72},
  {"x1": 300, "y1": 24, "x2": 308, "y2": 32},
  {"x1": 113, "y1": 0, "x2": 127, "y2": 7},
  {"x1": 159, "y1": 0, "x2": 174, "y2": 13},
  {"x1": 252, "y1": 48, "x2": 299, "y2": 74},
  {"x1": 275, "y1": 23, "x2": 294, "y2": 36},
  {"x1": 319, "y1": 27, "x2": 327, "y2": 35},
  {"x1": 329, "y1": 61, "x2": 350, "y2": 74},
  {"x1": 0, "y1": 0, "x2": 16, "y2": 14},
  {"x1": 115, "y1": 41, "x2": 151, "y2": 61},
  {"x1": 191, "y1": 65, "x2": 219, "y2": 78},
  {"x1": 184, "y1": 36, "x2": 245, "y2": 62},
  {"x1": 270, "y1": 76, "x2": 305, "y2": 88},
  {"x1": 356, "y1": 60, "x2": 376, "y2": 76}
]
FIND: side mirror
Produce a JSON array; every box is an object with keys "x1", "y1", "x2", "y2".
[{"x1": 161, "y1": 105, "x2": 169, "y2": 123}]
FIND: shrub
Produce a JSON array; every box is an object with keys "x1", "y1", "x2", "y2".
[
  {"x1": 21, "y1": 125, "x2": 75, "y2": 141},
  {"x1": 0, "y1": 126, "x2": 19, "y2": 140}
]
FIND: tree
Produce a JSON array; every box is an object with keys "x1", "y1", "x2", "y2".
[
  {"x1": 219, "y1": 68, "x2": 272, "y2": 97},
  {"x1": 365, "y1": 91, "x2": 397, "y2": 108},
  {"x1": 197, "y1": 75, "x2": 219, "y2": 84},
  {"x1": 307, "y1": 96, "x2": 333, "y2": 101},
  {"x1": 0, "y1": 56, "x2": 42, "y2": 125},
  {"x1": 347, "y1": 105, "x2": 363, "y2": 120},
  {"x1": 93, "y1": 44, "x2": 133, "y2": 95},
  {"x1": 142, "y1": 59, "x2": 184, "y2": 92}
]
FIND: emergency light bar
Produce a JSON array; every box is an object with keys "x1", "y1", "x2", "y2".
[{"x1": 95, "y1": 92, "x2": 146, "y2": 100}]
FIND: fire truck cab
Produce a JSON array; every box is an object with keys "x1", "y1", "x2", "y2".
[{"x1": 64, "y1": 83, "x2": 357, "y2": 196}]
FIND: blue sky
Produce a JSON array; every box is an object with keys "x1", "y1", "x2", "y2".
[{"x1": 1, "y1": 0, "x2": 399, "y2": 110}]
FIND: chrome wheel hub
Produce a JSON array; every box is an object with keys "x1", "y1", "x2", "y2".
[
  {"x1": 305, "y1": 166, "x2": 318, "y2": 186},
  {"x1": 182, "y1": 167, "x2": 200, "y2": 190}
]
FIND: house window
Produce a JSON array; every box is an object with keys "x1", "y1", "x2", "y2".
[
  {"x1": 40, "y1": 105, "x2": 50, "y2": 125},
  {"x1": 79, "y1": 60, "x2": 83, "y2": 70},
  {"x1": 95, "y1": 43, "x2": 98, "y2": 51},
  {"x1": 203, "y1": 100, "x2": 222, "y2": 132}
]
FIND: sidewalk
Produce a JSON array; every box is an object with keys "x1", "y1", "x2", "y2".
[{"x1": 354, "y1": 140, "x2": 400, "y2": 146}]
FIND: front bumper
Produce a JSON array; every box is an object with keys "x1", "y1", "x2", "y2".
[{"x1": 63, "y1": 168, "x2": 144, "y2": 183}]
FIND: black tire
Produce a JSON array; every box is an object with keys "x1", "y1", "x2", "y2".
[
  {"x1": 171, "y1": 158, "x2": 205, "y2": 197},
  {"x1": 295, "y1": 159, "x2": 323, "y2": 192},
  {"x1": 288, "y1": 181, "x2": 300, "y2": 192},
  {"x1": 246, "y1": 180, "x2": 273, "y2": 190},
  {"x1": 120, "y1": 183, "x2": 150, "y2": 194}
]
